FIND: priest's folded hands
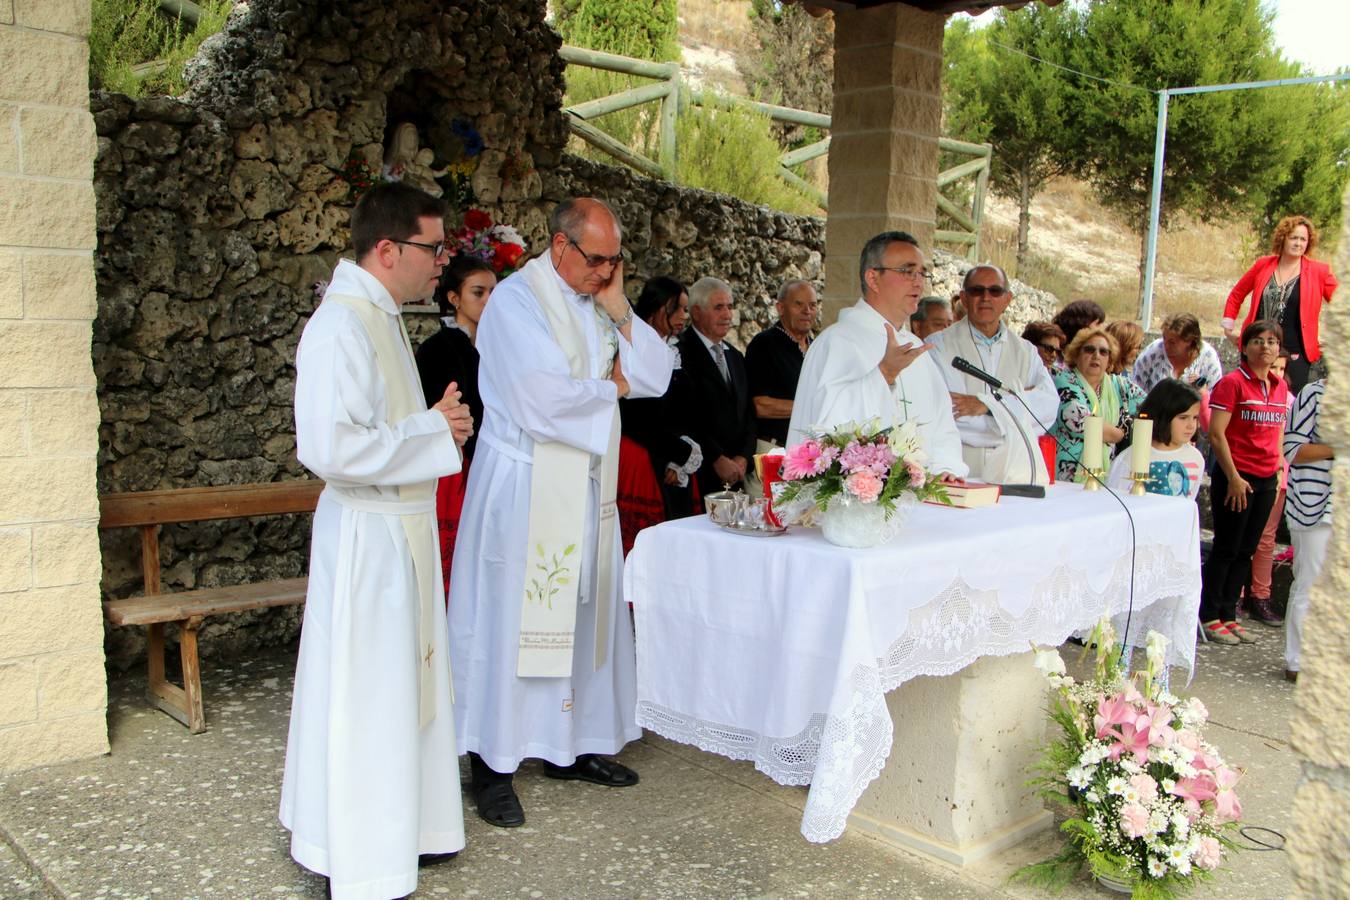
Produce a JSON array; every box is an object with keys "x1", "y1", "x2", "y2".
[{"x1": 432, "y1": 380, "x2": 475, "y2": 447}]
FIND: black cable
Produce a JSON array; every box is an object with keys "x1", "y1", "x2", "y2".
[
  {"x1": 1234, "y1": 825, "x2": 1286, "y2": 851},
  {"x1": 1003, "y1": 389, "x2": 1140, "y2": 663}
]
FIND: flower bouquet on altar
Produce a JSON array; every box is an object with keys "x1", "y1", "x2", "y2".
[
  {"x1": 773, "y1": 419, "x2": 948, "y2": 548},
  {"x1": 1016, "y1": 621, "x2": 1242, "y2": 897},
  {"x1": 448, "y1": 208, "x2": 526, "y2": 275}
]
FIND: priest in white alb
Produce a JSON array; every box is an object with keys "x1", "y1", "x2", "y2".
[
  {"x1": 929, "y1": 264, "x2": 1058, "y2": 484},
  {"x1": 788, "y1": 230, "x2": 968, "y2": 480},
  {"x1": 449, "y1": 198, "x2": 674, "y2": 827},
  {"x1": 282, "y1": 183, "x2": 474, "y2": 900}
]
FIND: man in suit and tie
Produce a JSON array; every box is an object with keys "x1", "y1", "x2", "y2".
[{"x1": 677, "y1": 276, "x2": 757, "y2": 494}]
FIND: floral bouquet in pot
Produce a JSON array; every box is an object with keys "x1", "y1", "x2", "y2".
[
  {"x1": 1017, "y1": 621, "x2": 1242, "y2": 897},
  {"x1": 774, "y1": 419, "x2": 948, "y2": 548},
  {"x1": 449, "y1": 208, "x2": 526, "y2": 275}
]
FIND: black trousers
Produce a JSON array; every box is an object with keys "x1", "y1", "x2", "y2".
[{"x1": 1200, "y1": 468, "x2": 1279, "y2": 623}]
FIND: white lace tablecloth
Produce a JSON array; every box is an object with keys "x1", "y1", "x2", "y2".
[{"x1": 624, "y1": 483, "x2": 1200, "y2": 843}]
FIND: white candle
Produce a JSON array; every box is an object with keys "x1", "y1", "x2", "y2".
[
  {"x1": 1082, "y1": 416, "x2": 1103, "y2": 470},
  {"x1": 1131, "y1": 417, "x2": 1153, "y2": 474}
]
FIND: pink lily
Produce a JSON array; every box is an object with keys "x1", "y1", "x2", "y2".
[
  {"x1": 1094, "y1": 694, "x2": 1137, "y2": 739},
  {"x1": 1213, "y1": 766, "x2": 1242, "y2": 823}
]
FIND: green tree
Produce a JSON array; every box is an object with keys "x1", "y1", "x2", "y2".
[
  {"x1": 737, "y1": 0, "x2": 834, "y2": 144},
  {"x1": 942, "y1": 8, "x2": 1078, "y2": 271},
  {"x1": 1065, "y1": 0, "x2": 1290, "y2": 293},
  {"x1": 1253, "y1": 63, "x2": 1349, "y2": 255},
  {"x1": 554, "y1": 0, "x2": 679, "y2": 61}
]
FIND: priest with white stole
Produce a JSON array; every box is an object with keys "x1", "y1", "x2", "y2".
[
  {"x1": 929, "y1": 265, "x2": 1058, "y2": 484},
  {"x1": 449, "y1": 198, "x2": 674, "y2": 828},
  {"x1": 282, "y1": 182, "x2": 475, "y2": 900},
  {"x1": 788, "y1": 230, "x2": 968, "y2": 481}
]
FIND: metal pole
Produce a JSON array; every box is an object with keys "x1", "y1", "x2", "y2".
[{"x1": 1139, "y1": 89, "x2": 1169, "y2": 329}]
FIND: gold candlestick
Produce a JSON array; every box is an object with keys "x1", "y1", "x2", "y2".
[
  {"x1": 1082, "y1": 467, "x2": 1106, "y2": 491},
  {"x1": 1129, "y1": 471, "x2": 1149, "y2": 496}
]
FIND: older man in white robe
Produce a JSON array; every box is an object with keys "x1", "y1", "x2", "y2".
[
  {"x1": 929, "y1": 265, "x2": 1058, "y2": 484},
  {"x1": 788, "y1": 231, "x2": 968, "y2": 480},
  {"x1": 283, "y1": 183, "x2": 474, "y2": 899},
  {"x1": 449, "y1": 198, "x2": 673, "y2": 828}
]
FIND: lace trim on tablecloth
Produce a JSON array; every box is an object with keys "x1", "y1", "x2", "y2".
[{"x1": 637, "y1": 543, "x2": 1199, "y2": 843}]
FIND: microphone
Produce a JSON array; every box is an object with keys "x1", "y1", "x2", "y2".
[
  {"x1": 951, "y1": 355, "x2": 1004, "y2": 390},
  {"x1": 949, "y1": 356, "x2": 1045, "y2": 499}
]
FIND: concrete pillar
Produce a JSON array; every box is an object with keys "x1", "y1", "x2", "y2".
[
  {"x1": 823, "y1": 4, "x2": 944, "y2": 324},
  {"x1": 0, "y1": 0, "x2": 109, "y2": 771},
  {"x1": 849, "y1": 651, "x2": 1051, "y2": 865},
  {"x1": 1288, "y1": 182, "x2": 1350, "y2": 896}
]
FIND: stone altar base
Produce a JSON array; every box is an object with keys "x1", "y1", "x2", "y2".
[{"x1": 848, "y1": 650, "x2": 1053, "y2": 866}]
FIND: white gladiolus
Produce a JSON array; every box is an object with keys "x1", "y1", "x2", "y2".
[{"x1": 1034, "y1": 648, "x2": 1068, "y2": 681}]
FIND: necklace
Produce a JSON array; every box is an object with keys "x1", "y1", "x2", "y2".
[{"x1": 774, "y1": 321, "x2": 810, "y2": 355}]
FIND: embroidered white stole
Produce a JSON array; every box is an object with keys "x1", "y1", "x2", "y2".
[
  {"x1": 327, "y1": 294, "x2": 446, "y2": 727},
  {"x1": 516, "y1": 255, "x2": 621, "y2": 678}
]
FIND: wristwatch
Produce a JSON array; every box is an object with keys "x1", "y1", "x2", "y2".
[{"x1": 613, "y1": 305, "x2": 634, "y2": 329}]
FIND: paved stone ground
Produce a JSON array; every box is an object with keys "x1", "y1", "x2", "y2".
[{"x1": 0, "y1": 620, "x2": 1299, "y2": 899}]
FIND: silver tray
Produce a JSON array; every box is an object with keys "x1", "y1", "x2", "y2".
[{"x1": 716, "y1": 521, "x2": 788, "y2": 537}]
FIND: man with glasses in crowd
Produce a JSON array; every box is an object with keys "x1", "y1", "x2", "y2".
[
  {"x1": 283, "y1": 182, "x2": 475, "y2": 897},
  {"x1": 930, "y1": 265, "x2": 1058, "y2": 485},
  {"x1": 788, "y1": 231, "x2": 967, "y2": 480},
  {"x1": 448, "y1": 197, "x2": 673, "y2": 830}
]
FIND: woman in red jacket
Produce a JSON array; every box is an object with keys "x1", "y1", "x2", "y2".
[{"x1": 1223, "y1": 215, "x2": 1339, "y2": 395}]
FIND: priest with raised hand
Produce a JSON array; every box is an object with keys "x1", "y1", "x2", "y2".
[
  {"x1": 929, "y1": 264, "x2": 1057, "y2": 484},
  {"x1": 282, "y1": 182, "x2": 475, "y2": 899},
  {"x1": 788, "y1": 230, "x2": 968, "y2": 481},
  {"x1": 449, "y1": 197, "x2": 674, "y2": 828}
]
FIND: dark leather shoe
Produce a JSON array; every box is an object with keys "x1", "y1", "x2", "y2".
[
  {"x1": 472, "y1": 779, "x2": 525, "y2": 827},
  {"x1": 1285, "y1": 669, "x2": 1299, "y2": 683},
  {"x1": 1250, "y1": 597, "x2": 1285, "y2": 626},
  {"x1": 418, "y1": 851, "x2": 459, "y2": 868},
  {"x1": 542, "y1": 754, "x2": 639, "y2": 787}
]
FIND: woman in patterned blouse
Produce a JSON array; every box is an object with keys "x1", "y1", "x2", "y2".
[{"x1": 1050, "y1": 325, "x2": 1145, "y2": 483}]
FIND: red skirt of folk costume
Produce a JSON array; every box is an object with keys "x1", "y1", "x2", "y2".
[
  {"x1": 436, "y1": 458, "x2": 470, "y2": 603},
  {"x1": 617, "y1": 435, "x2": 666, "y2": 557}
]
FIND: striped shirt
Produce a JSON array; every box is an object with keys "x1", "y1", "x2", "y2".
[{"x1": 1283, "y1": 380, "x2": 1331, "y2": 528}]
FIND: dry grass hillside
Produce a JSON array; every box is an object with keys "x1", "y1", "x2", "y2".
[{"x1": 673, "y1": 2, "x2": 1264, "y2": 332}]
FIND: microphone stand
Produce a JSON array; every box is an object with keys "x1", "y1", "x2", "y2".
[{"x1": 987, "y1": 387, "x2": 1045, "y2": 499}]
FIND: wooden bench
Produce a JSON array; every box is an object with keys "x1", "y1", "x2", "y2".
[{"x1": 99, "y1": 481, "x2": 324, "y2": 733}]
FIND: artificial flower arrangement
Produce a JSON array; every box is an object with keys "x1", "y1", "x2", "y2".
[
  {"x1": 449, "y1": 208, "x2": 526, "y2": 275},
  {"x1": 774, "y1": 419, "x2": 949, "y2": 516},
  {"x1": 1017, "y1": 620, "x2": 1242, "y2": 897}
]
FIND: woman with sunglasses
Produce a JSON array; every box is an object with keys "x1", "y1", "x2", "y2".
[
  {"x1": 1199, "y1": 320, "x2": 1289, "y2": 646},
  {"x1": 1021, "y1": 321, "x2": 1067, "y2": 372},
  {"x1": 1050, "y1": 325, "x2": 1145, "y2": 482}
]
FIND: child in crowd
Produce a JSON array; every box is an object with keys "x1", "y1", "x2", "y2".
[
  {"x1": 1242, "y1": 350, "x2": 1294, "y2": 625},
  {"x1": 1282, "y1": 377, "x2": 1331, "y2": 683},
  {"x1": 1107, "y1": 378, "x2": 1205, "y2": 499}
]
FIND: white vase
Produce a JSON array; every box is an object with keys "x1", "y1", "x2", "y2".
[{"x1": 820, "y1": 493, "x2": 915, "y2": 549}]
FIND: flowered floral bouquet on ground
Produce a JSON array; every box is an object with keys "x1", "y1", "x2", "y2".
[
  {"x1": 449, "y1": 208, "x2": 526, "y2": 275},
  {"x1": 1017, "y1": 621, "x2": 1242, "y2": 897},
  {"x1": 774, "y1": 419, "x2": 948, "y2": 518}
]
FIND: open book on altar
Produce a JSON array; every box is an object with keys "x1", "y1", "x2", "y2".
[{"x1": 926, "y1": 482, "x2": 1001, "y2": 509}]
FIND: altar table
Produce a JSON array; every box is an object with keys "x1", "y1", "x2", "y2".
[{"x1": 624, "y1": 484, "x2": 1200, "y2": 860}]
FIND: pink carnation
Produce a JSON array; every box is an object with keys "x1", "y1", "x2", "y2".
[
  {"x1": 906, "y1": 460, "x2": 925, "y2": 488},
  {"x1": 1194, "y1": 835, "x2": 1223, "y2": 871},
  {"x1": 1118, "y1": 802, "x2": 1150, "y2": 839},
  {"x1": 1129, "y1": 773, "x2": 1158, "y2": 805},
  {"x1": 845, "y1": 470, "x2": 884, "y2": 503}
]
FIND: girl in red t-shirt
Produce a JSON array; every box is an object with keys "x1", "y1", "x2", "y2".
[{"x1": 1200, "y1": 320, "x2": 1289, "y2": 645}]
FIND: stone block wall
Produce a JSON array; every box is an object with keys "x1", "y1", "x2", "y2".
[
  {"x1": 0, "y1": 1, "x2": 110, "y2": 771},
  {"x1": 1288, "y1": 182, "x2": 1350, "y2": 898}
]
